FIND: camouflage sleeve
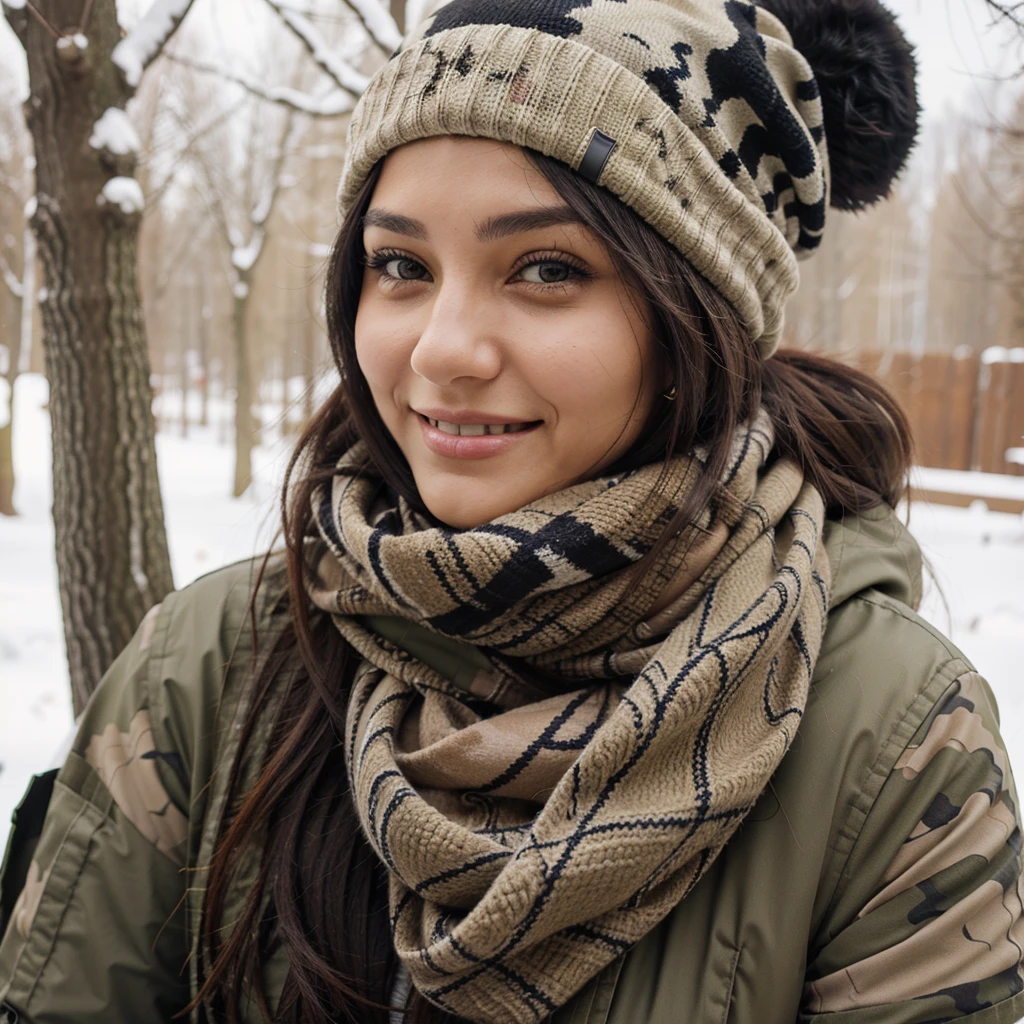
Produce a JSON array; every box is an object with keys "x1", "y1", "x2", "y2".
[
  {"x1": 0, "y1": 602, "x2": 192, "y2": 1023},
  {"x1": 802, "y1": 671, "x2": 1024, "y2": 1024}
]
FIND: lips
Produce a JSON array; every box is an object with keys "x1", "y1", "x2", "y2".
[
  {"x1": 416, "y1": 413, "x2": 541, "y2": 460},
  {"x1": 424, "y1": 417, "x2": 534, "y2": 436}
]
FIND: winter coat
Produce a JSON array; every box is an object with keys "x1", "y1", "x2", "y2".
[{"x1": 1, "y1": 505, "x2": 1023, "y2": 1024}]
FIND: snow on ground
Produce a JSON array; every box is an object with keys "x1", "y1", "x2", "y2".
[
  {"x1": 0, "y1": 375, "x2": 292, "y2": 838},
  {"x1": 1, "y1": 373, "x2": 1023, "y2": 845}
]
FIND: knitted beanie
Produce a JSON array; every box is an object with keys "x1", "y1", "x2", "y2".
[{"x1": 338, "y1": 0, "x2": 918, "y2": 357}]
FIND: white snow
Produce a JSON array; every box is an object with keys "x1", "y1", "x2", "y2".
[
  {"x1": 231, "y1": 230, "x2": 263, "y2": 273},
  {"x1": 914, "y1": 467, "x2": 1024, "y2": 502},
  {"x1": 232, "y1": 280, "x2": 250, "y2": 300},
  {"x1": 98, "y1": 176, "x2": 145, "y2": 215},
  {"x1": 54, "y1": 35, "x2": 87, "y2": 56},
  {"x1": 0, "y1": 0, "x2": 27, "y2": 10},
  {"x1": 128, "y1": 523, "x2": 149, "y2": 595},
  {"x1": 0, "y1": 256, "x2": 21, "y2": 299},
  {"x1": 0, "y1": 374, "x2": 291, "y2": 836},
  {"x1": 170, "y1": 57, "x2": 353, "y2": 118},
  {"x1": 272, "y1": 3, "x2": 370, "y2": 96},
  {"x1": 23, "y1": 196, "x2": 36, "y2": 220},
  {"x1": 339, "y1": 0, "x2": 403, "y2": 51},
  {"x1": 111, "y1": 0, "x2": 194, "y2": 87},
  {"x1": 981, "y1": 346, "x2": 1024, "y2": 365},
  {"x1": 89, "y1": 108, "x2": 141, "y2": 157},
  {"x1": 1, "y1": 377, "x2": 1022, "y2": 855}
]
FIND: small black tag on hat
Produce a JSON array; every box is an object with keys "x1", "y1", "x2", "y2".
[{"x1": 578, "y1": 129, "x2": 616, "y2": 185}]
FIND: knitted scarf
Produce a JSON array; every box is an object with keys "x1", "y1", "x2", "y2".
[{"x1": 306, "y1": 416, "x2": 830, "y2": 1024}]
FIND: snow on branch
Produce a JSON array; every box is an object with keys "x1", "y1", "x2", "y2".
[
  {"x1": 0, "y1": 250, "x2": 22, "y2": 299},
  {"x1": 337, "y1": 0, "x2": 402, "y2": 54},
  {"x1": 261, "y1": 0, "x2": 370, "y2": 96},
  {"x1": 0, "y1": 170, "x2": 23, "y2": 200},
  {"x1": 112, "y1": 0, "x2": 198, "y2": 88},
  {"x1": 232, "y1": 116, "x2": 303, "y2": 275},
  {"x1": 165, "y1": 52, "x2": 354, "y2": 117},
  {"x1": 98, "y1": 176, "x2": 145, "y2": 214},
  {"x1": 232, "y1": 227, "x2": 264, "y2": 273},
  {"x1": 90, "y1": 108, "x2": 141, "y2": 156}
]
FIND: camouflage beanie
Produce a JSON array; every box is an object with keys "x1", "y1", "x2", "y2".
[{"x1": 338, "y1": 0, "x2": 918, "y2": 357}]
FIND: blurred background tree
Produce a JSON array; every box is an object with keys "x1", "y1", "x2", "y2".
[{"x1": 0, "y1": 86, "x2": 33, "y2": 518}]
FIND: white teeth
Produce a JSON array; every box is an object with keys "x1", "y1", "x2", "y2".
[{"x1": 426, "y1": 416, "x2": 534, "y2": 436}]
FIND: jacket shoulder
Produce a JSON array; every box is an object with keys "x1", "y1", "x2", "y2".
[
  {"x1": 797, "y1": 585, "x2": 977, "y2": 918},
  {"x1": 146, "y1": 552, "x2": 289, "y2": 800},
  {"x1": 801, "y1": 595, "x2": 1024, "y2": 1021}
]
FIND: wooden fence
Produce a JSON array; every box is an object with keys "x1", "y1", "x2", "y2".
[{"x1": 849, "y1": 348, "x2": 1024, "y2": 477}]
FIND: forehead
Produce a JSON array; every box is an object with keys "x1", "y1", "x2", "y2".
[{"x1": 371, "y1": 136, "x2": 562, "y2": 210}]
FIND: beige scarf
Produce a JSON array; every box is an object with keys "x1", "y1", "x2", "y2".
[{"x1": 306, "y1": 416, "x2": 830, "y2": 1024}]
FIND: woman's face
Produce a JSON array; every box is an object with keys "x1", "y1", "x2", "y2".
[{"x1": 355, "y1": 136, "x2": 664, "y2": 529}]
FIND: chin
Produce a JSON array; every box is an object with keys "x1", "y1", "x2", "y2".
[{"x1": 418, "y1": 485, "x2": 526, "y2": 530}]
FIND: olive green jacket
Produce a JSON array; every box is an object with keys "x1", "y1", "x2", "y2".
[{"x1": 2, "y1": 507, "x2": 1023, "y2": 1024}]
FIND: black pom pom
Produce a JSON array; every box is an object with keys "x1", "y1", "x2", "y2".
[{"x1": 756, "y1": 0, "x2": 919, "y2": 212}]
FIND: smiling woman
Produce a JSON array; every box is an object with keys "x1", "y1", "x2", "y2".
[
  {"x1": 3, "y1": 1, "x2": 1024, "y2": 1024},
  {"x1": 355, "y1": 138, "x2": 662, "y2": 527}
]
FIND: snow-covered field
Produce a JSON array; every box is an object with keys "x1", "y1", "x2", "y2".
[{"x1": 1, "y1": 374, "x2": 1023, "y2": 842}]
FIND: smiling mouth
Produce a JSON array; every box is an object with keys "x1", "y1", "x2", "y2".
[{"x1": 421, "y1": 415, "x2": 541, "y2": 436}]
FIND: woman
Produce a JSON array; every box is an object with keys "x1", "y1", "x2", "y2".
[{"x1": 2, "y1": 0, "x2": 1022, "y2": 1022}]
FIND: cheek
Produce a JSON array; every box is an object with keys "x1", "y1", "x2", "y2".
[
  {"x1": 354, "y1": 302, "x2": 407, "y2": 409},
  {"x1": 529, "y1": 313, "x2": 654, "y2": 423}
]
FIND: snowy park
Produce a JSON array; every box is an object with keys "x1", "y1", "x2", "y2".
[
  {"x1": 1, "y1": 372, "x2": 1024, "y2": 838},
  {"x1": 3, "y1": 0, "x2": 1024, "y2": 1018}
]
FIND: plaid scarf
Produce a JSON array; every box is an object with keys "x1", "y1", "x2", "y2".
[{"x1": 306, "y1": 416, "x2": 830, "y2": 1024}]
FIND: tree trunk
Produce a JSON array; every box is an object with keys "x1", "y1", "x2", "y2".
[
  {"x1": 180, "y1": 276, "x2": 191, "y2": 438},
  {"x1": 198, "y1": 273, "x2": 210, "y2": 428},
  {"x1": 1, "y1": 290, "x2": 23, "y2": 518},
  {"x1": 232, "y1": 279, "x2": 254, "y2": 497},
  {"x1": 0, "y1": 412, "x2": 14, "y2": 517},
  {"x1": 5, "y1": 1, "x2": 175, "y2": 713},
  {"x1": 303, "y1": 276, "x2": 318, "y2": 424}
]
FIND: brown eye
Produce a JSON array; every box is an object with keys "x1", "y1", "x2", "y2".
[
  {"x1": 386, "y1": 257, "x2": 427, "y2": 281},
  {"x1": 520, "y1": 261, "x2": 573, "y2": 284}
]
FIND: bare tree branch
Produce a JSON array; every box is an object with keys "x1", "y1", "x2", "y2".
[
  {"x1": 164, "y1": 51, "x2": 353, "y2": 117},
  {"x1": 983, "y1": 0, "x2": 1024, "y2": 28},
  {"x1": 111, "y1": 0, "x2": 199, "y2": 88},
  {"x1": 144, "y1": 97, "x2": 247, "y2": 209},
  {"x1": 231, "y1": 113, "x2": 304, "y2": 275},
  {"x1": 334, "y1": 0, "x2": 401, "y2": 54},
  {"x1": 0, "y1": 171, "x2": 22, "y2": 203},
  {"x1": 261, "y1": 0, "x2": 369, "y2": 96},
  {"x1": 0, "y1": 248, "x2": 22, "y2": 298}
]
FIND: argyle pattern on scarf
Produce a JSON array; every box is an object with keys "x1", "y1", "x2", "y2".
[{"x1": 307, "y1": 417, "x2": 830, "y2": 1023}]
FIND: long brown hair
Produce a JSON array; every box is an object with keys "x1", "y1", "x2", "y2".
[{"x1": 193, "y1": 148, "x2": 913, "y2": 1024}]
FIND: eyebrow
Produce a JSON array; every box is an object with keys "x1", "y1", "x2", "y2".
[{"x1": 362, "y1": 205, "x2": 585, "y2": 243}]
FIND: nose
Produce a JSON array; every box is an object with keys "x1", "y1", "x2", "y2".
[{"x1": 409, "y1": 281, "x2": 502, "y2": 387}]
